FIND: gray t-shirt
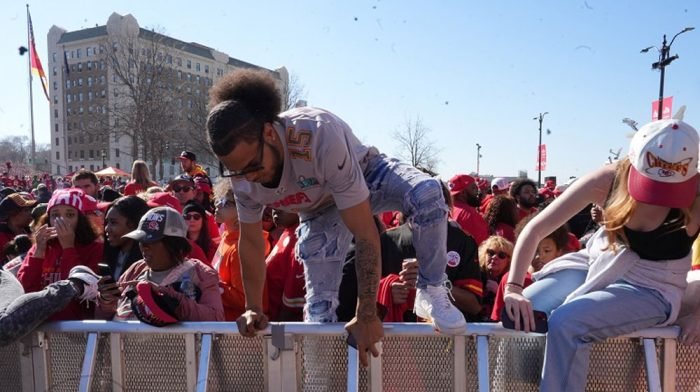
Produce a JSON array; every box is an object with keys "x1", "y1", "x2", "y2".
[{"x1": 233, "y1": 107, "x2": 376, "y2": 223}]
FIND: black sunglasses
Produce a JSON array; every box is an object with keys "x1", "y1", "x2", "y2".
[
  {"x1": 486, "y1": 249, "x2": 509, "y2": 259},
  {"x1": 219, "y1": 137, "x2": 265, "y2": 178}
]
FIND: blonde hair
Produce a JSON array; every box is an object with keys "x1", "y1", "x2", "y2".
[
  {"x1": 130, "y1": 160, "x2": 153, "y2": 188},
  {"x1": 477, "y1": 235, "x2": 514, "y2": 272},
  {"x1": 603, "y1": 158, "x2": 691, "y2": 251},
  {"x1": 213, "y1": 178, "x2": 234, "y2": 202}
]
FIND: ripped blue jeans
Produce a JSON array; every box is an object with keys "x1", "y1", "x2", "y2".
[{"x1": 296, "y1": 154, "x2": 449, "y2": 322}]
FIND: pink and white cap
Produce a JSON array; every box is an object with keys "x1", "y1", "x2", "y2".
[{"x1": 627, "y1": 117, "x2": 699, "y2": 208}]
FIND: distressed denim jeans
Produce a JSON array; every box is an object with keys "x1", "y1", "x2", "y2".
[
  {"x1": 523, "y1": 270, "x2": 671, "y2": 392},
  {"x1": 297, "y1": 154, "x2": 449, "y2": 322},
  {"x1": 0, "y1": 269, "x2": 77, "y2": 347}
]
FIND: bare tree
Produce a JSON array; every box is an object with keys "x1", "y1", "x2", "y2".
[
  {"x1": 100, "y1": 28, "x2": 183, "y2": 177},
  {"x1": 0, "y1": 136, "x2": 50, "y2": 175},
  {"x1": 392, "y1": 116, "x2": 441, "y2": 172},
  {"x1": 282, "y1": 71, "x2": 307, "y2": 111}
]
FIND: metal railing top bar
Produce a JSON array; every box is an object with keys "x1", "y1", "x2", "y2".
[{"x1": 37, "y1": 320, "x2": 681, "y2": 339}]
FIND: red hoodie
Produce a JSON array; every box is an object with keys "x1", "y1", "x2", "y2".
[{"x1": 17, "y1": 241, "x2": 103, "y2": 320}]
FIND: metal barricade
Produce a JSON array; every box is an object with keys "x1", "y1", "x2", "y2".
[{"x1": 0, "y1": 321, "x2": 698, "y2": 392}]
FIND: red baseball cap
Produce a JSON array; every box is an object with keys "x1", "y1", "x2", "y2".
[
  {"x1": 447, "y1": 174, "x2": 476, "y2": 196},
  {"x1": 147, "y1": 192, "x2": 183, "y2": 213}
]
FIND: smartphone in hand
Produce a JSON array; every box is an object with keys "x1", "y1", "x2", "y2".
[
  {"x1": 97, "y1": 263, "x2": 115, "y2": 285},
  {"x1": 500, "y1": 308, "x2": 548, "y2": 333}
]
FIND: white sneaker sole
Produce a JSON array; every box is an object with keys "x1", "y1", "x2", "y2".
[{"x1": 414, "y1": 305, "x2": 467, "y2": 335}]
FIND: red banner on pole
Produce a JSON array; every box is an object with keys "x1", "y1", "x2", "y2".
[
  {"x1": 652, "y1": 97, "x2": 673, "y2": 120},
  {"x1": 535, "y1": 144, "x2": 547, "y2": 171}
]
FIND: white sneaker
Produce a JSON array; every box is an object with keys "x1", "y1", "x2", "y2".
[
  {"x1": 68, "y1": 265, "x2": 101, "y2": 303},
  {"x1": 414, "y1": 281, "x2": 467, "y2": 335}
]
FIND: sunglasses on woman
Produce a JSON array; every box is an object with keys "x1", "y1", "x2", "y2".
[
  {"x1": 172, "y1": 186, "x2": 192, "y2": 193},
  {"x1": 486, "y1": 249, "x2": 509, "y2": 259},
  {"x1": 183, "y1": 213, "x2": 202, "y2": 221}
]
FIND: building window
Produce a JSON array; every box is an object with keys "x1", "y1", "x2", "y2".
[
  {"x1": 176, "y1": 57, "x2": 182, "y2": 66},
  {"x1": 100, "y1": 61, "x2": 105, "y2": 70},
  {"x1": 186, "y1": 59, "x2": 191, "y2": 69},
  {"x1": 52, "y1": 52, "x2": 57, "y2": 62},
  {"x1": 54, "y1": 109, "x2": 58, "y2": 118},
  {"x1": 55, "y1": 137, "x2": 59, "y2": 146},
  {"x1": 88, "y1": 77, "x2": 92, "y2": 87},
  {"x1": 53, "y1": 66, "x2": 57, "y2": 76},
  {"x1": 88, "y1": 92, "x2": 93, "y2": 101},
  {"x1": 78, "y1": 63, "x2": 82, "y2": 72},
  {"x1": 56, "y1": 151, "x2": 60, "y2": 160},
  {"x1": 90, "y1": 164, "x2": 94, "y2": 171},
  {"x1": 67, "y1": 108, "x2": 72, "y2": 116},
  {"x1": 69, "y1": 165, "x2": 73, "y2": 172},
  {"x1": 68, "y1": 136, "x2": 71, "y2": 144},
  {"x1": 79, "y1": 106, "x2": 84, "y2": 114},
  {"x1": 178, "y1": 70, "x2": 182, "y2": 80},
  {"x1": 79, "y1": 93, "x2": 83, "y2": 102},
  {"x1": 87, "y1": 47, "x2": 93, "y2": 57},
  {"x1": 54, "y1": 95, "x2": 58, "y2": 104},
  {"x1": 166, "y1": 55, "x2": 172, "y2": 64},
  {"x1": 66, "y1": 80, "x2": 70, "y2": 89},
  {"x1": 55, "y1": 124, "x2": 59, "y2": 133},
  {"x1": 87, "y1": 61, "x2": 92, "y2": 70},
  {"x1": 67, "y1": 94, "x2": 71, "y2": 103},
  {"x1": 79, "y1": 150, "x2": 84, "y2": 158},
  {"x1": 196, "y1": 75, "x2": 200, "y2": 84},
  {"x1": 116, "y1": 163, "x2": 120, "y2": 169},
  {"x1": 53, "y1": 81, "x2": 57, "y2": 90},
  {"x1": 89, "y1": 150, "x2": 94, "y2": 158},
  {"x1": 100, "y1": 75, "x2": 105, "y2": 84},
  {"x1": 204, "y1": 65, "x2": 209, "y2": 74},
  {"x1": 76, "y1": 49, "x2": 82, "y2": 58},
  {"x1": 115, "y1": 148, "x2": 120, "y2": 157},
  {"x1": 187, "y1": 74, "x2": 191, "y2": 82},
  {"x1": 78, "y1": 78, "x2": 83, "y2": 87},
  {"x1": 195, "y1": 63, "x2": 200, "y2": 72},
  {"x1": 79, "y1": 135, "x2": 84, "y2": 143}
]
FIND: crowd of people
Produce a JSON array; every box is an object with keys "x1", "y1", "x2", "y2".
[{"x1": 2, "y1": 68, "x2": 700, "y2": 389}]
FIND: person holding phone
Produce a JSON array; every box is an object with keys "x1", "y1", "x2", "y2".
[
  {"x1": 16, "y1": 188, "x2": 103, "y2": 320},
  {"x1": 503, "y1": 115, "x2": 700, "y2": 392}
]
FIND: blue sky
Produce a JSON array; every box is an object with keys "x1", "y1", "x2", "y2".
[{"x1": 0, "y1": 0, "x2": 698, "y2": 183}]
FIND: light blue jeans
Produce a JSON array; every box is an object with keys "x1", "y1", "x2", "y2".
[
  {"x1": 523, "y1": 269, "x2": 671, "y2": 392},
  {"x1": 296, "y1": 154, "x2": 449, "y2": 322}
]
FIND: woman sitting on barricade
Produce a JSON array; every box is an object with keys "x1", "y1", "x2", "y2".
[
  {"x1": 503, "y1": 111, "x2": 700, "y2": 392},
  {"x1": 96, "y1": 206, "x2": 224, "y2": 325}
]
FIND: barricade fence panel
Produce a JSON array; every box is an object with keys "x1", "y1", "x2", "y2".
[
  {"x1": 1, "y1": 322, "x2": 699, "y2": 392},
  {"x1": 675, "y1": 343, "x2": 700, "y2": 392},
  {"x1": 47, "y1": 332, "x2": 87, "y2": 392},
  {"x1": 0, "y1": 341, "x2": 24, "y2": 391}
]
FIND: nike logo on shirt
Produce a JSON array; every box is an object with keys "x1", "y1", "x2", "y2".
[{"x1": 337, "y1": 155, "x2": 347, "y2": 170}]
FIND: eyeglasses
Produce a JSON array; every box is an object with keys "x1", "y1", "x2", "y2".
[
  {"x1": 172, "y1": 186, "x2": 192, "y2": 193},
  {"x1": 219, "y1": 137, "x2": 265, "y2": 178},
  {"x1": 183, "y1": 213, "x2": 202, "y2": 221},
  {"x1": 486, "y1": 249, "x2": 509, "y2": 259}
]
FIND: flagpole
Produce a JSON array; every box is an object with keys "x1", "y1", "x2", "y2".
[{"x1": 26, "y1": 4, "x2": 37, "y2": 170}]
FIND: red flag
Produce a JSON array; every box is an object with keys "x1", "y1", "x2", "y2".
[
  {"x1": 535, "y1": 144, "x2": 547, "y2": 171},
  {"x1": 28, "y1": 10, "x2": 49, "y2": 101}
]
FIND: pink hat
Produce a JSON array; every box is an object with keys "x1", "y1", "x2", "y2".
[
  {"x1": 628, "y1": 118, "x2": 699, "y2": 208},
  {"x1": 47, "y1": 188, "x2": 95, "y2": 214},
  {"x1": 448, "y1": 174, "x2": 476, "y2": 196},
  {"x1": 147, "y1": 192, "x2": 183, "y2": 213}
]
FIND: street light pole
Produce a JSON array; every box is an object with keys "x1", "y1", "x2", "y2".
[
  {"x1": 476, "y1": 143, "x2": 482, "y2": 176},
  {"x1": 642, "y1": 27, "x2": 694, "y2": 120},
  {"x1": 533, "y1": 112, "x2": 549, "y2": 188}
]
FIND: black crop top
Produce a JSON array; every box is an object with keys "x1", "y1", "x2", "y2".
[{"x1": 623, "y1": 209, "x2": 699, "y2": 261}]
